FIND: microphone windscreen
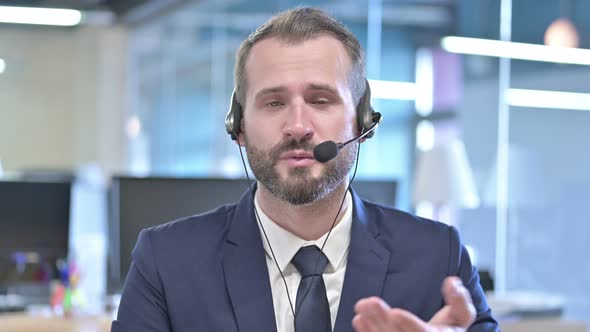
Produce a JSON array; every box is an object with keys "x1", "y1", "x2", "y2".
[{"x1": 313, "y1": 141, "x2": 339, "y2": 163}]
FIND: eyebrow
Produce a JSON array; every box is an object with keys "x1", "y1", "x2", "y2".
[
  {"x1": 308, "y1": 83, "x2": 339, "y2": 96},
  {"x1": 254, "y1": 86, "x2": 288, "y2": 100},
  {"x1": 254, "y1": 83, "x2": 340, "y2": 100}
]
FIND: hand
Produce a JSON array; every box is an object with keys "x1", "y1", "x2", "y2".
[{"x1": 352, "y1": 277, "x2": 476, "y2": 332}]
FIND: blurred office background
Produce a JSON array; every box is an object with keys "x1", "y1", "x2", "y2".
[{"x1": 0, "y1": 0, "x2": 589, "y2": 330}]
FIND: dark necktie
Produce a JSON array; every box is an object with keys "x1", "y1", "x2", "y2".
[{"x1": 291, "y1": 246, "x2": 331, "y2": 332}]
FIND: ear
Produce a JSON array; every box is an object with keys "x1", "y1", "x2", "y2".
[
  {"x1": 236, "y1": 119, "x2": 246, "y2": 146},
  {"x1": 356, "y1": 123, "x2": 367, "y2": 144}
]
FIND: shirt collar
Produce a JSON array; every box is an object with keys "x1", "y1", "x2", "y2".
[{"x1": 254, "y1": 190, "x2": 353, "y2": 273}]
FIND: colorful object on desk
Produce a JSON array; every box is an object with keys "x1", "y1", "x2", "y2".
[
  {"x1": 63, "y1": 287, "x2": 73, "y2": 313},
  {"x1": 50, "y1": 284, "x2": 65, "y2": 309},
  {"x1": 51, "y1": 259, "x2": 82, "y2": 316}
]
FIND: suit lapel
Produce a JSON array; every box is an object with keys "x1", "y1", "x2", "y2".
[
  {"x1": 334, "y1": 191, "x2": 391, "y2": 332},
  {"x1": 223, "y1": 188, "x2": 277, "y2": 332}
]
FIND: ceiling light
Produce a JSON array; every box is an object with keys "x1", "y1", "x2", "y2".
[
  {"x1": 506, "y1": 89, "x2": 590, "y2": 112},
  {"x1": 441, "y1": 36, "x2": 590, "y2": 66},
  {"x1": 0, "y1": 5, "x2": 82, "y2": 26},
  {"x1": 368, "y1": 79, "x2": 416, "y2": 100},
  {"x1": 544, "y1": 18, "x2": 579, "y2": 48}
]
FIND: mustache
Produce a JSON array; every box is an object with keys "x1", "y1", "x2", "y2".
[{"x1": 269, "y1": 139, "x2": 316, "y2": 162}]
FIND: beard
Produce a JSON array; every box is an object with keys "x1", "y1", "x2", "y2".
[{"x1": 245, "y1": 137, "x2": 357, "y2": 205}]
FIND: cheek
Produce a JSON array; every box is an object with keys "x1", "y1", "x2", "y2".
[
  {"x1": 338, "y1": 119, "x2": 358, "y2": 139},
  {"x1": 243, "y1": 119, "x2": 275, "y2": 148},
  {"x1": 340, "y1": 109, "x2": 359, "y2": 135}
]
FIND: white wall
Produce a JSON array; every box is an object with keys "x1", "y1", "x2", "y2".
[{"x1": 0, "y1": 24, "x2": 128, "y2": 176}]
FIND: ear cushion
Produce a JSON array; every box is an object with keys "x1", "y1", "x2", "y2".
[
  {"x1": 356, "y1": 80, "x2": 377, "y2": 137},
  {"x1": 225, "y1": 91, "x2": 242, "y2": 140}
]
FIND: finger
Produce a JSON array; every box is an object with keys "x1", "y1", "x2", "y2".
[
  {"x1": 429, "y1": 306, "x2": 472, "y2": 331},
  {"x1": 389, "y1": 308, "x2": 429, "y2": 332},
  {"x1": 434, "y1": 327, "x2": 463, "y2": 332},
  {"x1": 352, "y1": 313, "x2": 370, "y2": 332},
  {"x1": 355, "y1": 296, "x2": 391, "y2": 314},
  {"x1": 353, "y1": 314, "x2": 380, "y2": 332},
  {"x1": 353, "y1": 313, "x2": 405, "y2": 332},
  {"x1": 428, "y1": 306, "x2": 451, "y2": 326},
  {"x1": 441, "y1": 277, "x2": 476, "y2": 327},
  {"x1": 354, "y1": 297, "x2": 391, "y2": 331}
]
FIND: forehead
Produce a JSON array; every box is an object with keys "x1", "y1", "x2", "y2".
[{"x1": 244, "y1": 35, "x2": 352, "y2": 95}]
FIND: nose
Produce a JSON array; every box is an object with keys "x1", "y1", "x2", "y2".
[{"x1": 283, "y1": 100, "x2": 314, "y2": 142}]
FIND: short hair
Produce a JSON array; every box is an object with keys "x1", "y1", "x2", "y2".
[{"x1": 234, "y1": 7, "x2": 366, "y2": 109}]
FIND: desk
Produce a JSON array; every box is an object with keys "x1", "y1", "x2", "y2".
[
  {"x1": 500, "y1": 319, "x2": 588, "y2": 332},
  {"x1": 0, "y1": 313, "x2": 111, "y2": 332}
]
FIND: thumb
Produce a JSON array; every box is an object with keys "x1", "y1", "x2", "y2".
[{"x1": 430, "y1": 277, "x2": 475, "y2": 327}]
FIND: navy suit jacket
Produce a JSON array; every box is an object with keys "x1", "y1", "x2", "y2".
[{"x1": 112, "y1": 189, "x2": 498, "y2": 332}]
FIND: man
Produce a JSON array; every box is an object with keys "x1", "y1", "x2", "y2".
[{"x1": 112, "y1": 7, "x2": 498, "y2": 332}]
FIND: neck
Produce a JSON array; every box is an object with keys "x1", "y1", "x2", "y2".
[{"x1": 256, "y1": 181, "x2": 350, "y2": 241}]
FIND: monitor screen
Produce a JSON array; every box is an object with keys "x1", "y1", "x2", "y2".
[
  {"x1": 108, "y1": 177, "x2": 252, "y2": 289},
  {"x1": 0, "y1": 180, "x2": 71, "y2": 292},
  {"x1": 108, "y1": 176, "x2": 396, "y2": 290},
  {"x1": 0, "y1": 180, "x2": 71, "y2": 256},
  {"x1": 351, "y1": 179, "x2": 397, "y2": 208}
]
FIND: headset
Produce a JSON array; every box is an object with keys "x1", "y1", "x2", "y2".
[{"x1": 225, "y1": 79, "x2": 379, "y2": 141}]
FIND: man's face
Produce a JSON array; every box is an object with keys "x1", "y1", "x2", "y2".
[{"x1": 238, "y1": 35, "x2": 359, "y2": 205}]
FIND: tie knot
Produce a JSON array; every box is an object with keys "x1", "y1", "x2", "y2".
[{"x1": 292, "y1": 246, "x2": 329, "y2": 278}]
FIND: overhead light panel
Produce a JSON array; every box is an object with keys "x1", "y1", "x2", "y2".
[
  {"x1": 415, "y1": 49, "x2": 434, "y2": 116},
  {"x1": 441, "y1": 36, "x2": 590, "y2": 66},
  {"x1": 368, "y1": 79, "x2": 416, "y2": 100},
  {"x1": 0, "y1": 58, "x2": 5, "y2": 74},
  {"x1": 0, "y1": 5, "x2": 82, "y2": 26},
  {"x1": 506, "y1": 89, "x2": 590, "y2": 112}
]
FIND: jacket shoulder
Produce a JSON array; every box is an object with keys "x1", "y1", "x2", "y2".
[
  {"x1": 139, "y1": 203, "x2": 238, "y2": 253},
  {"x1": 361, "y1": 200, "x2": 453, "y2": 239}
]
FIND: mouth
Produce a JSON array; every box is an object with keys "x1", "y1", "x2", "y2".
[
  {"x1": 279, "y1": 150, "x2": 315, "y2": 167},
  {"x1": 281, "y1": 150, "x2": 314, "y2": 159}
]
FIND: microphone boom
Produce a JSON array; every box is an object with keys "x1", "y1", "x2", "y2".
[{"x1": 312, "y1": 112, "x2": 381, "y2": 163}]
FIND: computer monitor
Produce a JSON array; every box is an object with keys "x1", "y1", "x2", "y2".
[
  {"x1": 351, "y1": 179, "x2": 397, "y2": 208},
  {"x1": 0, "y1": 180, "x2": 71, "y2": 291},
  {"x1": 0, "y1": 180, "x2": 71, "y2": 256},
  {"x1": 108, "y1": 176, "x2": 396, "y2": 290},
  {"x1": 108, "y1": 176, "x2": 252, "y2": 290}
]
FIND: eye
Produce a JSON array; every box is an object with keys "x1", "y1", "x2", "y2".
[
  {"x1": 266, "y1": 100, "x2": 283, "y2": 107},
  {"x1": 312, "y1": 98, "x2": 331, "y2": 105}
]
